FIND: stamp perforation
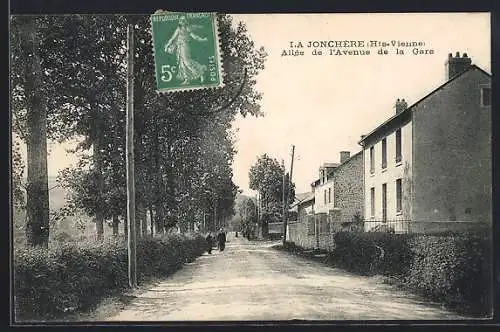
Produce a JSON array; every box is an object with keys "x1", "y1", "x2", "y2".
[{"x1": 150, "y1": 11, "x2": 225, "y2": 94}]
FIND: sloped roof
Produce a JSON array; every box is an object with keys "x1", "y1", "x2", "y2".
[
  {"x1": 311, "y1": 178, "x2": 321, "y2": 187},
  {"x1": 320, "y1": 162, "x2": 339, "y2": 169},
  {"x1": 358, "y1": 64, "x2": 491, "y2": 145},
  {"x1": 290, "y1": 192, "x2": 315, "y2": 209},
  {"x1": 294, "y1": 192, "x2": 310, "y2": 202}
]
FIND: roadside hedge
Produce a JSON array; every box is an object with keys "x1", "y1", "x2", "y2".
[
  {"x1": 404, "y1": 232, "x2": 492, "y2": 316},
  {"x1": 329, "y1": 230, "x2": 493, "y2": 317},
  {"x1": 14, "y1": 233, "x2": 206, "y2": 321},
  {"x1": 281, "y1": 229, "x2": 492, "y2": 317},
  {"x1": 331, "y1": 231, "x2": 414, "y2": 277}
]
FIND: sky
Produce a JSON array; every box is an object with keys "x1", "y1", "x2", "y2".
[
  {"x1": 15, "y1": 13, "x2": 491, "y2": 196},
  {"x1": 230, "y1": 13, "x2": 491, "y2": 195}
]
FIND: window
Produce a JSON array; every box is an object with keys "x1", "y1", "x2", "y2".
[
  {"x1": 381, "y1": 138, "x2": 387, "y2": 169},
  {"x1": 395, "y1": 129, "x2": 402, "y2": 163},
  {"x1": 396, "y1": 179, "x2": 402, "y2": 213},
  {"x1": 328, "y1": 187, "x2": 331, "y2": 203},
  {"x1": 382, "y1": 183, "x2": 387, "y2": 222},
  {"x1": 324, "y1": 189, "x2": 327, "y2": 204},
  {"x1": 370, "y1": 146, "x2": 375, "y2": 174},
  {"x1": 370, "y1": 187, "x2": 375, "y2": 217},
  {"x1": 481, "y1": 87, "x2": 491, "y2": 107}
]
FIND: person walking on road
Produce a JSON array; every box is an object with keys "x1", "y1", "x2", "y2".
[
  {"x1": 205, "y1": 232, "x2": 214, "y2": 254},
  {"x1": 217, "y1": 227, "x2": 227, "y2": 252}
]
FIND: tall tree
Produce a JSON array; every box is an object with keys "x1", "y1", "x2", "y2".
[
  {"x1": 46, "y1": 15, "x2": 128, "y2": 241},
  {"x1": 249, "y1": 154, "x2": 295, "y2": 229},
  {"x1": 12, "y1": 16, "x2": 50, "y2": 247},
  {"x1": 14, "y1": 14, "x2": 267, "y2": 242},
  {"x1": 238, "y1": 198, "x2": 257, "y2": 239}
]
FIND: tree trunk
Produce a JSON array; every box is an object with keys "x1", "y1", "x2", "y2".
[
  {"x1": 188, "y1": 210, "x2": 194, "y2": 233},
  {"x1": 21, "y1": 18, "x2": 50, "y2": 248},
  {"x1": 214, "y1": 203, "x2": 217, "y2": 232},
  {"x1": 155, "y1": 203, "x2": 165, "y2": 235},
  {"x1": 123, "y1": 214, "x2": 128, "y2": 240},
  {"x1": 138, "y1": 201, "x2": 147, "y2": 237},
  {"x1": 112, "y1": 214, "x2": 119, "y2": 237},
  {"x1": 89, "y1": 65, "x2": 105, "y2": 242},
  {"x1": 153, "y1": 119, "x2": 164, "y2": 235},
  {"x1": 135, "y1": 199, "x2": 143, "y2": 239},
  {"x1": 94, "y1": 135, "x2": 105, "y2": 242},
  {"x1": 165, "y1": 137, "x2": 177, "y2": 231},
  {"x1": 149, "y1": 205, "x2": 154, "y2": 237}
]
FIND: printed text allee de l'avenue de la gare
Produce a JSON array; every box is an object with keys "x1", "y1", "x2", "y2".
[{"x1": 281, "y1": 40, "x2": 435, "y2": 57}]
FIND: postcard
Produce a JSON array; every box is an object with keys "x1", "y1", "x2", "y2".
[{"x1": 10, "y1": 12, "x2": 492, "y2": 323}]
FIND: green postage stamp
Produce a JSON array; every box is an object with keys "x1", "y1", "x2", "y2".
[{"x1": 151, "y1": 11, "x2": 223, "y2": 93}]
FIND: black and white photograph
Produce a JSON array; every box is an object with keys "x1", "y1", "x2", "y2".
[{"x1": 9, "y1": 10, "x2": 493, "y2": 323}]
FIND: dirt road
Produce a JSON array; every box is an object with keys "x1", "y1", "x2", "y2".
[{"x1": 104, "y1": 234, "x2": 466, "y2": 321}]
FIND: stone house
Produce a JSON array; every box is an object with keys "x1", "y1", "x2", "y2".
[
  {"x1": 287, "y1": 150, "x2": 364, "y2": 249},
  {"x1": 359, "y1": 52, "x2": 491, "y2": 233},
  {"x1": 312, "y1": 151, "x2": 364, "y2": 244},
  {"x1": 331, "y1": 151, "x2": 364, "y2": 227}
]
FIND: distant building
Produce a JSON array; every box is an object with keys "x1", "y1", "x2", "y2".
[
  {"x1": 312, "y1": 152, "x2": 364, "y2": 236},
  {"x1": 289, "y1": 192, "x2": 315, "y2": 220},
  {"x1": 287, "y1": 150, "x2": 364, "y2": 248},
  {"x1": 287, "y1": 191, "x2": 315, "y2": 248},
  {"x1": 359, "y1": 52, "x2": 491, "y2": 233}
]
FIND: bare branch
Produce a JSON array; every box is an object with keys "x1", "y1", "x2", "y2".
[{"x1": 49, "y1": 184, "x2": 60, "y2": 191}]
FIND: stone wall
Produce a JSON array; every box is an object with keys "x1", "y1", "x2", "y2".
[
  {"x1": 333, "y1": 151, "x2": 364, "y2": 224},
  {"x1": 287, "y1": 221, "x2": 316, "y2": 249}
]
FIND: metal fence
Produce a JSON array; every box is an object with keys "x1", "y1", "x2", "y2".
[
  {"x1": 363, "y1": 219, "x2": 411, "y2": 234},
  {"x1": 288, "y1": 217, "x2": 490, "y2": 251},
  {"x1": 363, "y1": 219, "x2": 490, "y2": 234}
]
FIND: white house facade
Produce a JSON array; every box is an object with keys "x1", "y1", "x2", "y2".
[
  {"x1": 313, "y1": 163, "x2": 339, "y2": 215},
  {"x1": 363, "y1": 115, "x2": 413, "y2": 226}
]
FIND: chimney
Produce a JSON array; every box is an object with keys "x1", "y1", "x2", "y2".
[
  {"x1": 395, "y1": 98, "x2": 408, "y2": 115},
  {"x1": 358, "y1": 135, "x2": 367, "y2": 146},
  {"x1": 340, "y1": 151, "x2": 350, "y2": 163},
  {"x1": 445, "y1": 52, "x2": 472, "y2": 80}
]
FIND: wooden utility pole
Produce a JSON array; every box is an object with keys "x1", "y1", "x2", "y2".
[
  {"x1": 126, "y1": 21, "x2": 137, "y2": 288},
  {"x1": 283, "y1": 145, "x2": 295, "y2": 245}
]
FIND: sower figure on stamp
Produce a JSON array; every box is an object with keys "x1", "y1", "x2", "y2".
[
  {"x1": 164, "y1": 15, "x2": 208, "y2": 85},
  {"x1": 217, "y1": 227, "x2": 227, "y2": 252}
]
